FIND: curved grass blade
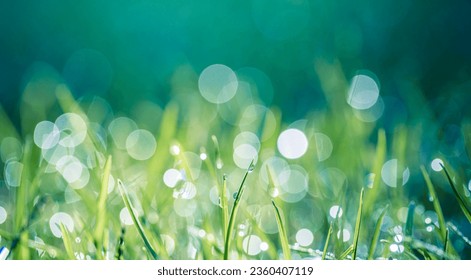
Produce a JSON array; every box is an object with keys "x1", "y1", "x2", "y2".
[
  {"x1": 93, "y1": 155, "x2": 112, "y2": 259},
  {"x1": 322, "y1": 222, "x2": 333, "y2": 260},
  {"x1": 223, "y1": 159, "x2": 254, "y2": 260},
  {"x1": 367, "y1": 205, "x2": 389, "y2": 260},
  {"x1": 272, "y1": 200, "x2": 291, "y2": 260},
  {"x1": 118, "y1": 180, "x2": 158, "y2": 260},
  {"x1": 352, "y1": 188, "x2": 364, "y2": 260},
  {"x1": 440, "y1": 163, "x2": 471, "y2": 222},
  {"x1": 420, "y1": 166, "x2": 447, "y2": 239},
  {"x1": 59, "y1": 223, "x2": 75, "y2": 260}
]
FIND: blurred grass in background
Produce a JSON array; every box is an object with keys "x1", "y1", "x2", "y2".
[{"x1": 0, "y1": 0, "x2": 471, "y2": 260}]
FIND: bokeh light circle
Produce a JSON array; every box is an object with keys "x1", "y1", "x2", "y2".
[{"x1": 198, "y1": 64, "x2": 238, "y2": 104}]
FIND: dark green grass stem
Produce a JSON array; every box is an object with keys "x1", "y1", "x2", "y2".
[{"x1": 223, "y1": 159, "x2": 254, "y2": 260}]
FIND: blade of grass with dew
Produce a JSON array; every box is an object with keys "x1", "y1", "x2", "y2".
[
  {"x1": 405, "y1": 201, "x2": 415, "y2": 238},
  {"x1": 352, "y1": 188, "x2": 364, "y2": 260},
  {"x1": 223, "y1": 159, "x2": 254, "y2": 260},
  {"x1": 367, "y1": 205, "x2": 388, "y2": 259},
  {"x1": 272, "y1": 200, "x2": 291, "y2": 260},
  {"x1": 59, "y1": 223, "x2": 75, "y2": 260},
  {"x1": 440, "y1": 163, "x2": 471, "y2": 222},
  {"x1": 364, "y1": 129, "x2": 386, "y2": 216},
  {"x1": 405, "y1": 237, "x2": 456, "y2": 260},
  {"x1": 93, "y1": 155, "x2": 112, "y2": 259},
  {"x1": 322, "y1": 222, "x2": 333, "y2": 260},
  {"x1": 420, "y1": 165, "x2": 447, "y2": 239},
  {"x1": 118, "y1": 179, "x2": 158, "y2": 260},
  {"x1": 447, "y1": 222, "x2": 471, "y2": 247}
]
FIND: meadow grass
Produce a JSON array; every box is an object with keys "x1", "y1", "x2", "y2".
[{"x1": 0, "y1": 70, "x2": 470, "y2": 260}]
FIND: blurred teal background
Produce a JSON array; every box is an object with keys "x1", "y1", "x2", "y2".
[{"x1": 1, "y1": 0, "x2": 471, "y2": 122}]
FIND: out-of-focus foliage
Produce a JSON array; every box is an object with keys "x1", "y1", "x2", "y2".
[{"x1": 0, "y1": 0, "x2": 470, "y2": 260}]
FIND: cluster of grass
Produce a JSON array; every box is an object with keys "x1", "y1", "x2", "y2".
[{"x1": 0, "y1": 63, "x2": 470, "y2": 260}]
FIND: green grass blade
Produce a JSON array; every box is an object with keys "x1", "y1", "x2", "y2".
[
  {"x1": 405, "y1": 201, "x2": 416, "y2": 238},
  {"x1": 93, "y1": 155, "x2": 112, "y2": 259},
  {"x1": 221, "y1": 174, "x2": 229, "y2": 241},
  {"x1": 223, "y1": 159, "x2": 255, "y2": 260},
  {"x1": 272, "y1": 200, "x2": 291, "y2": 260},
  {"x1": 440, "y1": 163, "x2": 471, "y2": 222},
  {"x1": 352, "y1": 188, "x2": 364, "y2": 260},
  {"x1": 59, "y1": 223, "x2": 75, "y2": 260},
  {"x1": 322, "y1": 222, "x2": 333, "y2": 260},
  {"x1": 367, "y1": 205, "x2": 389, "y2": 260},
  {"x1": 405, "y1": 237, "x2": 456, "y2": 260},
  {"x1": 447, "y1": 222, "x2": 471, "y2": 247},
  {"x1": 420, "y1": 165, "x2": 447, "y2": 239},
  {"x1": 338, "y1": 245, "x2": 353, "y2": 260},
  {"x1": 443, "y1": 228, "x2": 449, "y2": 260},
  {"x1": 13, "y1": 139, "x2": 32, "y2": 259},
  {"x1": 117, "y1": 179, "x2": 158, "y2": 260}
]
